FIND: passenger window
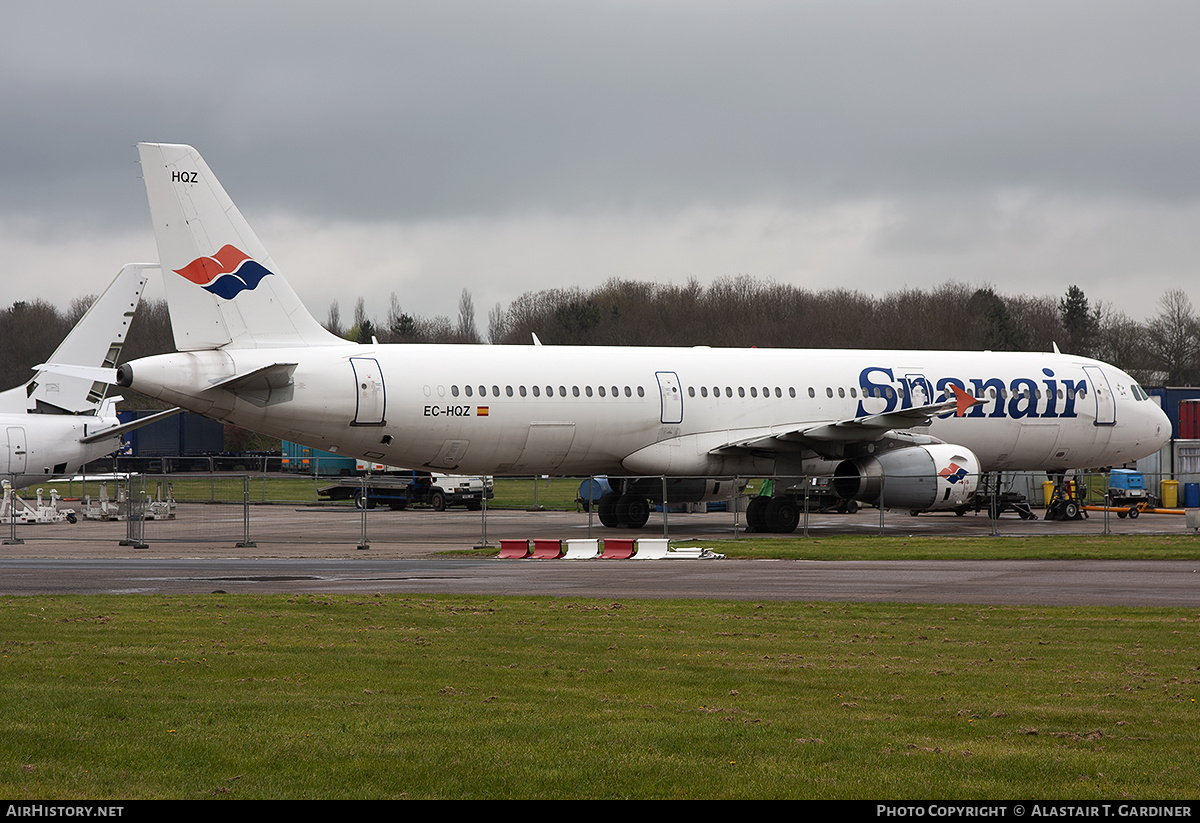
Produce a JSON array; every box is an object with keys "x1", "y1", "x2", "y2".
[
  {"x1": 701, "y1": 386, "x2": 708, "y2": 397},
  {"x1": 738, "y1": 387, "x2": 745, "y2": 398},
  {"x1": 750, "y1": 387, "x2": 758, "y2": 398},
  {"x1": 637, "y1": 386, "x2": 644, "y2": 397},
  {"x1": 451, "y1": 385, "x2": 460, "y2": 397},
  {"x1": 688, "y1": 387, "x2": 695, "y2": 397},
  {"x1": 465, "y1": 385, "x2": 473, "y2": 397},
  {"x1": 532, "y1": 386, "x2": 540, "y2": 397},
  {"x1": 518, "y1": 386, "x2": 526, "y2": 397},
  {"x1": 585, "y1": 386, "x2": 593, "y2": 397},
  {"x1": 826, "y1": 387, "x2": 833, "y2": 398},
  {"x1": 572, "y1": 386, "x2": 580, "y2": 397},
  {"x1": 625, "y1": 386, "x2": 632, "y2": 397},
  {"x1": 808, "y1": 388, "x2": 815, "y2": 398},
  {"x1": 598, "y1": 386, "x2": 606, "y2": 397},
  {"x1": 506, "y1": 386, "x2": 513, "y2": 397}
]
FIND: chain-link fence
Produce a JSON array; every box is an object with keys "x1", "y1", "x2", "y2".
[{"x1": 3, "y1": 468, "x2": 1198, "y2": 548}]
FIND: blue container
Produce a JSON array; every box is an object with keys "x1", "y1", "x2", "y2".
[
  {"x1": 578, "y1": 476, "x2": 614, "y2": 504},
  {"x1": 1184, "y1": 483, "x2": 1200, "y2": 508}
]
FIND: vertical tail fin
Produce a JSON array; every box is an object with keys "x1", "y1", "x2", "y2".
[
  {"x1": 16, "y1": 263, "x2": 152, "y2": 414},
  {"x1": 137, "y1": 142, "x2": 348, "y2": 351}
]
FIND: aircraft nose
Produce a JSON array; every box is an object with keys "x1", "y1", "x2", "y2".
[{"x1": 1150, "y1": 400, "x2": 1171, "y2": 446}]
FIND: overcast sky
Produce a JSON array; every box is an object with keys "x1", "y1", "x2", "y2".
[{"x1": 4, "y1": 0, "x2": 1200, "y2": 332}]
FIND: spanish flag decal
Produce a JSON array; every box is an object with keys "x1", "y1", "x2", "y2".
[{"x1": 477, "y1": 406, "x2": 490, "y2": 416}]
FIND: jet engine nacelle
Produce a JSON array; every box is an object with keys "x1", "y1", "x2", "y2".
[{"x1": 832, "y1": 444, "x2": 980, "y2": 511}]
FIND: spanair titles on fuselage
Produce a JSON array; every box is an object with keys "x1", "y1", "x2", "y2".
[
  {"x1": 116, "y1": 142, "x2": 1171, "y2": 530},
  {"x1": 857, "y1": 365, "x2": 1090, "y2": 421}
]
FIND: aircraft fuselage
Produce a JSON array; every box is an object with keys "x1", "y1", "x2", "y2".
[{"x1": 118, "y1": 343, "x2": 1168, "y2": 479}]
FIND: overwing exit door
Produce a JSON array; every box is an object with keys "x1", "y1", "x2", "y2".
[{"x1": 656, "y1": 371, "x2": 683, "y2": 425}]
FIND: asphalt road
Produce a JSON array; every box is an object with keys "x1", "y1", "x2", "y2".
[
  {"x1": 1, "y1": 556, "x2": 1198, "y2": 606},
  {"x1": 2, "y1": 503, "x2": 1198, "y2": 605}
]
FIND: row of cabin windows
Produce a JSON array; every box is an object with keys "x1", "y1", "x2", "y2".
[
  {"x1": 682, "y1": 385, "x2": 1088, "y2": 401},
  {"x1": 447, "y1": 383, "x2": 1088, "y2": 402},
  {"x1": 690, "y1": 386, "x2": 798, "y2": 399},
  {"x1": 451, "y1": 384, "x2": 647, "y2": 399}
]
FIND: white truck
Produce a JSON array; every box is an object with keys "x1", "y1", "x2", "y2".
[{"x1": 320, "y1": 470, "x2": 493, "y2": 511}]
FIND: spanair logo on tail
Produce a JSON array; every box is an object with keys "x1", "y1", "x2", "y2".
[{"x1": 174, "y1": 245, "x2": 273, "y2": 300}]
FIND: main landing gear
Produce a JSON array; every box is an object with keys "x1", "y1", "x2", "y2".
[
  {"x1": 596, "y1": 492, "x2": 651, "y2": 529},
  {"x1": 744, "y1": 495, "x2": 802, "y2": 533}
]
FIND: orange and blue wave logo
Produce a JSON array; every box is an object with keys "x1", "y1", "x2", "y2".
[
  {"x1": 174, "y1": 245, "x2": 272, "y2": 299},
  {"x1": 939, "y1": 462, "x2": 969, "y2": 485}
]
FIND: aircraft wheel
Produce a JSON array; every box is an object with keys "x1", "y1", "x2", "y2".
[
  {"x1": 765, "y1": 496, "x2": 800, "y2": 533},
  {"x1": 430, "y1": 490, "x2": 447, "y2": 512},
  {"x1": 745, "y1": 496, "x2": 769, "y2": 532},
  {"x1": 617, "y1": 494, "x2": 650, "y2": 529},
  {"x1": 597, "y1": 493, "x2": 621, "y2": 528}
]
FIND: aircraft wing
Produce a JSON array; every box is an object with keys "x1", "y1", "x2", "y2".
[
  {"x1": 711, "y1": 386, "x2": 980, "y2": 453},
  {"x1": 78, "y1": 407, "x2": 182, "y2": 445}
]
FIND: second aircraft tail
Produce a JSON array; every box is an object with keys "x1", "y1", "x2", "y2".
[{"x1": 137, "y1": 142, "x2": 349, "y2": 352}]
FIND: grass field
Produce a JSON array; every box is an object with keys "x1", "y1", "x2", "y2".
[
  {"x1": 1, "y1": 592, "x2": 1197, "y2": 799},
  {"x1": 678, "y1": 534, "x2": 1200, "y2": 561}
]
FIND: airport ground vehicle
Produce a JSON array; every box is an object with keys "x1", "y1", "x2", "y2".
[{"x1": 320, "y1": 471, "x2": 492, "y2": 510}]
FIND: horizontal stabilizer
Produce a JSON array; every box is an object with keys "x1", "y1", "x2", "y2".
[
  {"x1": 33, "y1": 364, "x2": 119, "y2": 385},
  {"x1": 203, "y1": 362, "x2": 298, "y2": 407}
]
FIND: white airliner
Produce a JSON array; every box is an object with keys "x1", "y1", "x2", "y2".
[
  {"x1": 113, "y1": 143, "x2": 1170, "y2": 532},
  {"x1": 2, "y1": 264, "x2": 177, "y2": 489}
]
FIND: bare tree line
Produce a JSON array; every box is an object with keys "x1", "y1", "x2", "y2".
[{"x1": 5, "y1": 279, "x2": 1200, "y2": 395}]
